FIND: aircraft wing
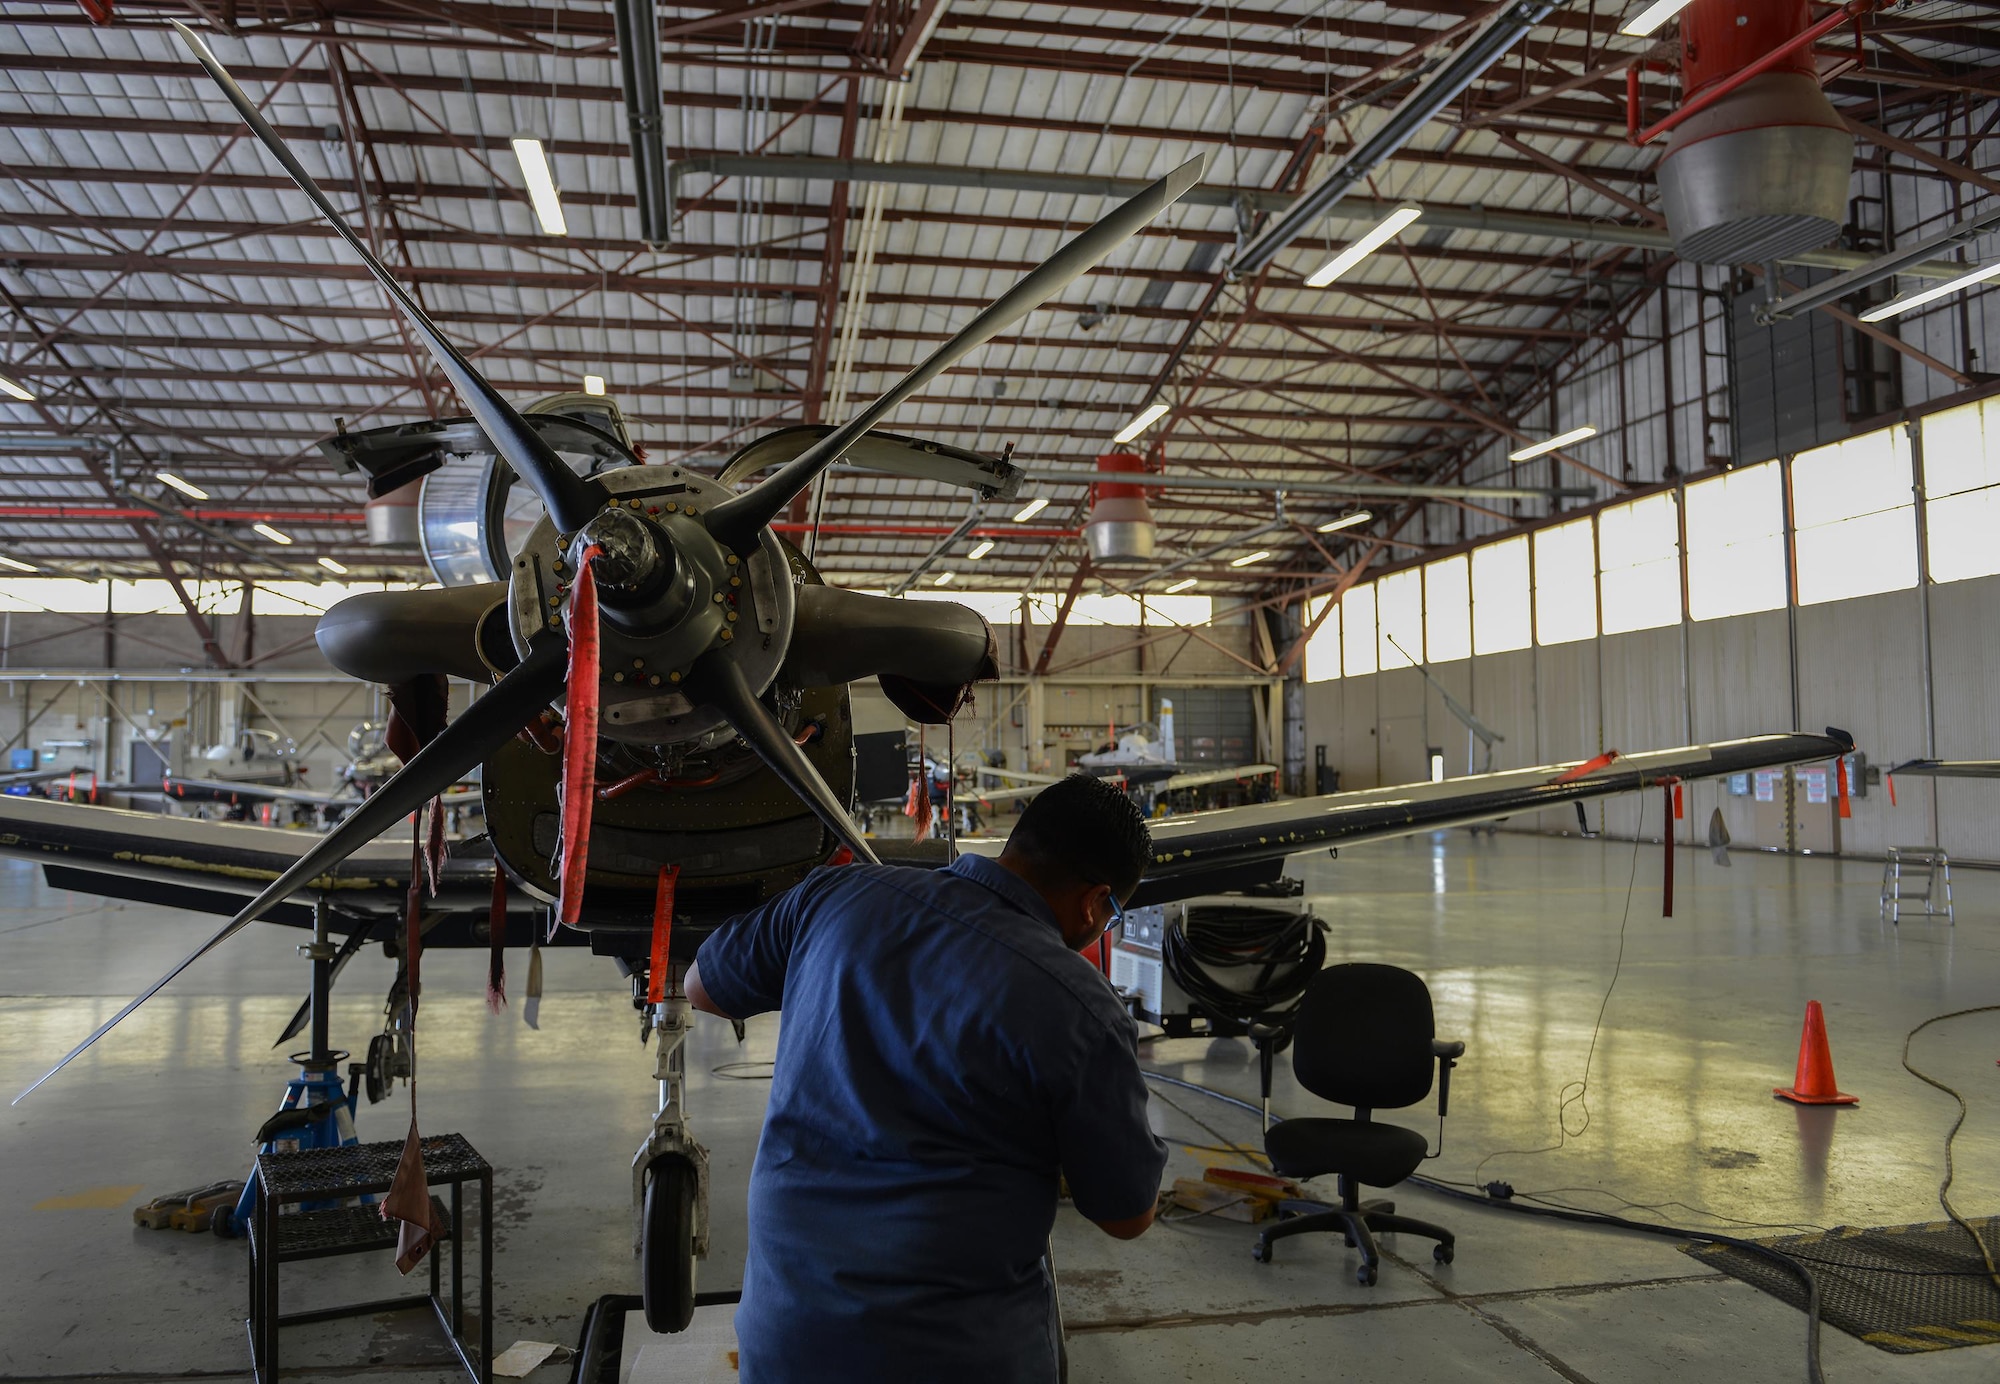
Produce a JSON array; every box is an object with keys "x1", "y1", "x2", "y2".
[
  {"x1": 965, "y1": 783, "x2": 1047, "y2": 805},
  {"x1": 957, "y1": 731, "x2": 1852, "y2": 902},
  {"x1": 0, "y1": 793, "x2": 496, "y2": 933},
  {"x1": 974, "y1": 765, "x2": 1065, "y2": 786},
  {"x1": 1885, "y1": 758, "x2": 2000, "y2": 779},
  {"x1": 162, "y1": 776, "x2": 481, "y2": 808},
  {"x1": 1160, "y1": 763, "x2": 1278, "y2": 792}
]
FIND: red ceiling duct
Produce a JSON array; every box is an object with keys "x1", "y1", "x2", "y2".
[
  {"x1": 1653, "y1": 0, "x2": 1856, "y2": 266},
  {"x1": 1083, "y1": 452, "x2": 1155, "y2": 560}
]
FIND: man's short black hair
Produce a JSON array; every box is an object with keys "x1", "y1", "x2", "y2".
[{"x1": 1005, "y1": 774, "x2": 1153, "y2": 895}]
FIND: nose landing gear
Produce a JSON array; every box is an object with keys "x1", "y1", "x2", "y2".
[{"x1": 632, "y1": 962, "x2": 708, "y2": 1334}]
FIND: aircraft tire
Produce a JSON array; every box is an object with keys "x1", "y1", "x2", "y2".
[{"x1": 641, "y1": 1158, "x2": 697, "y2": 1334}]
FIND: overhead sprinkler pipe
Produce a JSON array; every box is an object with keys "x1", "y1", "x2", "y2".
[{"x1": 1227, "y1": 0, "x2": 1558, "y2": 280}]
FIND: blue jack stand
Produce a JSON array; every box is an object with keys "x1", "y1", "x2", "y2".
[{"x1": 213, "y1": 901, "x2": 366, "y2": 1238}]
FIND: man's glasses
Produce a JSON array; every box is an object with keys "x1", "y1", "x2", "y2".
[{"x1": 1100, "y1": 890, "x2": 1128, "y2": 939}]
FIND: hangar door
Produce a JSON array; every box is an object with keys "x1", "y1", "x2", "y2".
[{"x1": 1160, "y1": 687, "x2": 1255, "y2": 765}]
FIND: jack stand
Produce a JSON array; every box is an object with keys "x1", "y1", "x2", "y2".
[
  {"x1": 213, "y1": 900, "x2": 364, "y2": 1238},
  {"x1": 631, "y1": 960, "x2": 709, "y2": 1334}
]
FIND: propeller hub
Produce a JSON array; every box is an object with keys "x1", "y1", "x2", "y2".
[{"x1": 573, "y1": 505, "x2": 670, "y2": 600}]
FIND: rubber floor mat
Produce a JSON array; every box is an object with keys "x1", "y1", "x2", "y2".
[{"x1": 1686, "y1": 1217, "x2": 2000, "y2": 1353}]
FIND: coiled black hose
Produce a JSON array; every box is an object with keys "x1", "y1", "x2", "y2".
[{"x1": 1161, "y1": 903, "x2": 1326, "y2": 1027}]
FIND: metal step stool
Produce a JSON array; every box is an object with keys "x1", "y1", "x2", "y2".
[{"x1": 1881, "y1": 846, "x2": 1953, "y2": 925}]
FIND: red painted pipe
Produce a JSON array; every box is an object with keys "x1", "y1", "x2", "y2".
[
  {"x1": 1628, "y1": 0, "x2": 1871, "y2": 147},
  {"x1": 769, "y1": 522, "x2": 1078, "y2": 539},
  {"x1": 0, "y1": 505, "x2": 365, "y2": 522}
]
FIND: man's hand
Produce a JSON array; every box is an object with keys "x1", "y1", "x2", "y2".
[
  {"x1": 1089, "y1": 1203, "x2": 1156, "y2": 1240},
  {"x1": 685, "y1": 961, "x2": 735, "y2": 1019}
]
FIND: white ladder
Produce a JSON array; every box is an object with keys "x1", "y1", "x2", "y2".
[{"x1": 1881, "y1": 846, "x2": 1953, "y2": 925}]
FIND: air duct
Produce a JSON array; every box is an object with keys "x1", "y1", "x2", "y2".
[
  {"x1": 614, "y1": 0, "x2": 670, "y2": 247},
  {"x1": 364, "y1": 480, "x2": 421, "y2": 546},
  {"x1": 1084, "y1": 452, "x2": 1156, "y2": 561},
  {"x1": 1652, "y1": 0, "x2": 1855, "y2": 266}
]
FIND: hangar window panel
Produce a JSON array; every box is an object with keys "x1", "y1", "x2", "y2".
[
  {"x1": 1533, "y1": 518, "x2": 1597, "y2": 646},
  {"x1": 1922, "y1": 399, "x2": 2000, "y2": 583},
  {"x1": 1424, "y1": 554, "x2": 1472, "y2": 662},
  {"x1": 1342, "y1": 583, "x2": 1378, "y2": 677},
  {"x1": 1597, "y1": 493, "x2": 1682, "y2": 634},
  {"x1": 1791, "y1": 428, "x2": 1916, "y2": 605},
  {"x1": 1471, "y1": 536, "x2": 1531, "y2": 655},
  {"x1": 1304, "y1": 597, "x2": 1341, "y2": 683},
  {"x1": 1684, "y1": 461, "x2": 1786, "y2": 621},
  {"x1": 1919, "y1": 397, "x2": 1999, "y2": 499},
  {"x1": 1377, "y1": 568, "x2": 1424, "y2": 668}
]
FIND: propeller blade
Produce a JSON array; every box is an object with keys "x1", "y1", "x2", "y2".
[
  {"x1": 685, "y1": 649, "x2": 881, "y2": 866},
  {"x1": 168, "y1": 21, "x2": 602, "y2": 535},
  {"x1": 13, "y1": 637, "x2": 566, "y2": 1104},
  {"x1": 703, "y1": 152, "x2": 1208, "y2": 551}
]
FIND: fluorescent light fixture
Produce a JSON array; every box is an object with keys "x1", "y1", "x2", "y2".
[
  {"x1": 0, "y1": 374, "x2": 34, "y2": 402},
  {"x1": 0, "y1": 555, "x2": 36, "y2": 572},
  {"x1": 1112, "y1": 401, "x2": 1170, "y2": 444},
  {"x1": 967, "y1": 539, "x2": 995, "y2": 560},
  {"x1": 511, "y1": 137, "x2": 568, "y2": 236},
  {"x1": 1620, "y1": 0, "x2": 1694, "y2": 38},
  {"x1": 582, "y1": 374, "x2": 606, "y2": 396},
  {"x1": 934, "y1": 571, "x2": 954, "y2": 586},
  {"x1": 252, "y1": 523, "x2": 293, "y2": 545},
  {"x1": 317, "y1": 555, "x2": 349, "y2": 574},
  {"x1": 1509, "y1": 425, "x2": 1599, "y2": 463},
  {"x1": 1305, "y1": 204, "x2": 1423, "y2": 288},
  {"x1": 1230, "y1": 550, "x2": 1273, "y2": 568},
  {"x1": 1164, "y1": 577, "x2": 1198, "y2": 593},
  {"x1": 156, "y1": 471, "x2": 209, "y2": 500},
  {"x1": 1858, "y1": 262, "x2": 2000, "y2": 322},
  {"x1": 1317, "y1": 509, "x2": 1372, "y2": 534},
  {"x1": 1012, "y1": 496, "x2": 1050, "y2": 523}
]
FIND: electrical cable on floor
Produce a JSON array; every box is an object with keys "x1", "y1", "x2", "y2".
[
  {"x1": 1899, "y1": 1002, "x2": 2000, "y2": 1293},
  {"x1": 1472, "y1": 806, "x2": 1648, "y2": 1185},
  {"x1": 710, "y1": 1061, "x2": 775, "y2": 1080}
]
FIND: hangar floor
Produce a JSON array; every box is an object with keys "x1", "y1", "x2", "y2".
[{"x1": 3, "y1": 831, "x2": 1998, "y2": 1383}]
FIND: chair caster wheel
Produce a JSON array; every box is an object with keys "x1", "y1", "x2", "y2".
[
  {"x1": 1433, "y1": 1243, "x2": 1455, "y2": 1265},
  {"x1": 1357, "y1": 1263, "x2": 1378, "y2": 1287},
  {"x1": 1251, "y1": 1240, "x2": 1271, "y2": 1264}
]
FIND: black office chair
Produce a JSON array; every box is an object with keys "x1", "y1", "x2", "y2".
[{"x1": 1250, "y1": 963, "x2": 1464, "y2": 1286}]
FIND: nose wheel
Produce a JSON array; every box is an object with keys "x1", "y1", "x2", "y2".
[{"x1": 642, "y1": 1157, "x2": 699, "y2": 1334}]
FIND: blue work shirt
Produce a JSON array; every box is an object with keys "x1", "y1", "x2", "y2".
[{"x1": 694, "y1": 854, "x2": 1168, "y2": 1384}]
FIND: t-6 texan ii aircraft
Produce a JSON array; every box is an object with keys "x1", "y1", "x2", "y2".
[{"x1": 3, "y1": 20, "x2": 1852, "y2": 1338}]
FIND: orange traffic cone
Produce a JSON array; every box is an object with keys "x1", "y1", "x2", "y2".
[{"x1": 1773, "y1": 1000, "x2": 1858, "y2": 1105}]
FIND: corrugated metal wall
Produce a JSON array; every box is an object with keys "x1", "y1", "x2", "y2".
[{"x1": 1304, "y1": 573, "x2": 2000, "y2": 861}]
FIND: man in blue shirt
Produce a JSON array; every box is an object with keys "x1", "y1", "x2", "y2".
[{"x1": 688, "y1": 775, "x2": 1169, "y2": 1383}]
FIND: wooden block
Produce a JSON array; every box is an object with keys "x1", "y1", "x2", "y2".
[{"x1": 1170, "y1": 1177, "x2": 1272, "y2": 1222}]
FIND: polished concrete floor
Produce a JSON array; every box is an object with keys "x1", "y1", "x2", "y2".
[{"x1": 3, "y1": 831, "x2": 1998, "y2": 1382}]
